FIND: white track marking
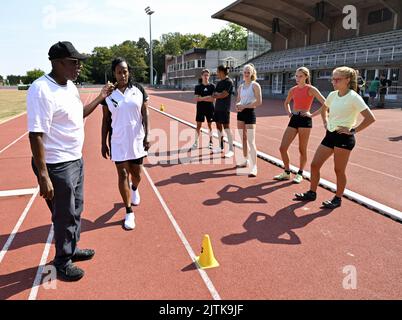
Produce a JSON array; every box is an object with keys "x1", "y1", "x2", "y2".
[
  {"x1": 28, "y1": 224, "x2": 54, "y2": 301},
  {"x1": 0, "y1": 188, "x2": 37, "y2": 197},
  {"x1": 0, "y1": 187, "x2": 39, "y2": 264},
  {"x1": 0, "y1": 132, "x2": 28, "y2": 155},
  {"x1": 0, "y1": 112, "x2": 27, "y2": 125},
  {"x1": 149, "y1": 106, "x2": 402, "y2": 222},
  {"x1": 143, "y1": 167, "x2": 221, "y2": 300}
]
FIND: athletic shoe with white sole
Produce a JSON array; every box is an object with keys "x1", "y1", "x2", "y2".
[
  {"x1": 249, "y1": 166, "x2": 258, "y2": 177},
  {"x1": 124, "y1": 212, "x2": 136, "y2": 230},
  {"x1": 274, "y1": 172, "x2": 291, "y2": 181},
  {"x1": 131, "y1": 188, "x2": 140, "y2": 206},
  {"x1": 236, "y1": 160, "x2": 249, "y2": 168},
  {"x1": 211, "y1": 147, "x2": 224, "y2": 154},
  {"x1": 224, "y1": 150, "x2": 234, "y2": 158},
  {"x1": 293, "y1": 174, "x2": 303, "y2": 184}
]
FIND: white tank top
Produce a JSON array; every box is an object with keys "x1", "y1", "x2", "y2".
[{"x1": 240, "y1": 82, "x2": 257, "y2": 106}]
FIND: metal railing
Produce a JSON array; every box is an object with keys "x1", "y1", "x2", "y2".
[{"x1": 236, "y1": 44, "x2": 402, "y2": 73}]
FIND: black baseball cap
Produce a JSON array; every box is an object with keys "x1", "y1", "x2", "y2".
[{"x1": 48, "y1": 41, "x2": 88, "y2": 61}]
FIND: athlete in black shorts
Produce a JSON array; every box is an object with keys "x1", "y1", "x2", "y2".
[
  {"x1": 212, "y1": 65, "x2": 234, "y2": 158},
  {"x1": 191, "y1": 69, "x2": 215, "y2": 150}
]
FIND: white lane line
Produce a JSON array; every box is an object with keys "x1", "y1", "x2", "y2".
[
  {"x1": 28, "y1": 224, "x2": 54, "y2": 301},
  {"x1": 0, "y1": 186, "x2": 39, "y2": 264},
  {"x1": 27, "y1": 92, "x2": 94, "y2": 300},
  {"x1": 149, "y1": 106, "x2": 402, "y2": 222},
  {"x1": 0, "y1": 132, "x2": 28, "y2": 155},
  {"x1": 0, "y1": 188, "x2": 37, "y2": 197},
  {"x1": 143, "y1": 167, "x2": 221, "y2": 300},
  {"x1": 0, "y1": 112, "x2": 27, "y2": 125}
]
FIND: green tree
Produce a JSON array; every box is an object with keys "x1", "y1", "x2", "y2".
[
  {"x1": 25, "y1": 69, "x2": 45, "y2": 84},
  {"x1": 6, "y1": 75, "x2": 24, "y2": 85},
  {"x1": 205, "y1": 23, "x2": 247, "y2": 50}
]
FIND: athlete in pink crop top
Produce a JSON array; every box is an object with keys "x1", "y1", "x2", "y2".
[{"x1": 274, "y1": 67, "x2": 326, "y2": 184}]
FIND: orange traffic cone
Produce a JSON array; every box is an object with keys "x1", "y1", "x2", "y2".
[{"x1": 195, "y1": 235, "x2": 219, "y2": 269}]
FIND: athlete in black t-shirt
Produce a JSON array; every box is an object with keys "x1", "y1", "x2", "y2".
[
  {"x1": 191, "y1": 69, "x2": 215, "y2": 150},
  {"x1": 212, "y1": 65, "x2": 234, "y2": 158}
]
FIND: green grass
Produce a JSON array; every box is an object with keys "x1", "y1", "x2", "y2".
[{"x1": 0, "y1": 90, "x2": 27, "y2": 123}]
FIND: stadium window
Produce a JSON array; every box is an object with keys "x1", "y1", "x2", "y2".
[
  {"x1": 317, "y1": 71, "x2": 331, "y2": 79},
  {"x1": 368, "y1": 8, "x2": 392, "y2": 25}
]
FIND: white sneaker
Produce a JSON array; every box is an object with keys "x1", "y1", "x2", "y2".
[
  {"x1": 131, "y1": 188, "x2": 140, "y2": 206},
  {"x1": 211, "y1": 147, "x2": 223, "y2": 154},
  {"x1": 236, "y1": 159, "x2": 249, "y2": 168},
  {"x1": 124, "y1": 212, "x2": 136, "y2": 230},
  {"x1": 249, "y1": 166, "x2": 258, "y2": 177},
  {"x1": 224, "y1": 150, "x2": 234, "y2": 158}
]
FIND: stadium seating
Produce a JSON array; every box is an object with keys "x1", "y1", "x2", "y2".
[{"x1": 246, "y1": 29, "x2": 402, "y2": 72}]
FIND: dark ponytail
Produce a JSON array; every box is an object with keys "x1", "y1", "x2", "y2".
[{"x1": 217, "y1": 64, "x2": 230, "y2": 76}]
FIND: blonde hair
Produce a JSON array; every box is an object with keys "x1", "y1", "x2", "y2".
[
  {"x1": 296, "y1": 67, "x2": 311, "y2": 84},
  {"x1": 333, "y1": 66, "x2": 358, "y2": 92},
  {"x1": 244, "y1": 64, "x2": 257, "y2": 81}
]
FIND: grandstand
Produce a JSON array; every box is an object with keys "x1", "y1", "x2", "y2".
[{"x1": 213, "y1": 0, "x2": 402, "y2": 103}]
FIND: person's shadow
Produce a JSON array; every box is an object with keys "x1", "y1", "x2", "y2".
[
  {"x1": 0, "y1": 203, "x2": 124, "y2": 253},
  {"x1": 221, "y1": 203, "x2": 333, "y2": 245},
  {"x1": 0, "y1": 203, "x2": 125, "y2": 300},
  {"x1": 155, "y1": 166, "x2": 237, "y2": 187},
  {"x1": 203, "y1": 181, "x2": 293, "y2": 206},
  {"x1": 388, "y1": 136, "x2": 402, "y2": 142}
]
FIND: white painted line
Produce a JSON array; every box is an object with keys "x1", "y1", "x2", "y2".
[
  {"x1": 28, "y1": 224, "x2": 54, "y2": 301},
  {"x1": 0, "y1": 112, "x2": 27, "y2": 125},
  {"x1": 0, "y1": 188, "x2": 37, "y2": 197},
  {"x1": 143, "y1": 167, "x2": 221, "y2": 300},
  {"x1": 149, "y1": 106, "x2": 402, "y2": 222},
  {"x1": 0, "y1": 132, "x2": 28, "y2": 155},
  {"x1": 0, "y1": 186, "x2": 39, "y2": 265}
]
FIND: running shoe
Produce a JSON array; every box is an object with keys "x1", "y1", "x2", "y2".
[
  {"x1": 236, "y1": 160, "x2": 249, "y2": 168},
  {"x1": 211, "y1": 147, "x2": 224, "y2": 154},
  {"x1": 224, "y1": 150, "x2": 234, "y2": 158},
  {"x1": 293, "y1": 174, "x2": 303, "y2": 184},
  {"x1": 124, "y1": 212, "x2": 136, "y2": 230},
  {"x1": 249, "y1": 166, "x2": 258, "y2": 178},
  {"x1": 72, "y1": 249, "x2": 95, "y2": 262},
  {"x1": 56, "y1": 264, "x2": 85, "y2": 282},
  {"x1": 274, "y1": 172, "x2": 291, "y2": 181},
  {"x1": 294, "y1": 190, "x2": 317, "y2": 201},
  {"x1": 322, "y1": 196, "x2": 342, "y2": 209},
  {"x1": 131, "y1": 188, "x2": 140, "y2": 206}
]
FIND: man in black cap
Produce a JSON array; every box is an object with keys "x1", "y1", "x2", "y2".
[{"x1": 27, "y1": 41, "x2": 114, "y2": 281}]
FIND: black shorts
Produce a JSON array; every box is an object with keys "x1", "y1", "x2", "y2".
[
  {"x1": 321, "y1": 130, "x2": 356, "y2": 151},
  {"x1": 115, "y1": 157, "x2": 145, "y2": 165},
  {"x1": 237, "y1": 108, "x2": 256, "y2": 125},
  {"x1": 196, "y1": 105, "x2": 214, "y2": 123},
  {"x1": 288, "y1": 113, "x2": 312, "y2": 129},
  {"x1": 214, "y1": 110, "x2": 230, "y2": 124}
]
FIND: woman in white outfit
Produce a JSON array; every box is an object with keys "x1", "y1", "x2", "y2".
[
  {"x1": 235, "y1": 64, "x2": 262, "y2": 177},
  {"x1": 101, "y1": 58, "x2": 150, "y2": 230}
]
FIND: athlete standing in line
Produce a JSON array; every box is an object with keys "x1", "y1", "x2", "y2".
[
  {"x1": 212, "y1": 65, "x2": 235, "y2": 158},
  {"x1": 191, "y1": 69, "x2": 215, "y2": 150},
  {"x1": 274, "y1": 67, "x2": 326, "y2": 184}
]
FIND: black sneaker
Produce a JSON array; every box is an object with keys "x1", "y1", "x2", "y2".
[
  {"x1": 72, "y1": 249, "x2": 95, "y2": 262},
  {"x1": 322, "y1": 196, "x2": 342, "y2": 209},
  {"x1": 295, "y1": 190, "x2": 317, "y2": 201},
  {"x1": 56, "y1": 264, "x2": 85, "y2": 282}
]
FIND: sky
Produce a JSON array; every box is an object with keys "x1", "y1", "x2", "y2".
[{"x1": 0, "y1": 0, "x2": 234, "y2": 76}]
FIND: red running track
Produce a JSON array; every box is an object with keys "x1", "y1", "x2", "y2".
[{"x1": 0, "y1": 91, "x2": 401, "y2": 300}]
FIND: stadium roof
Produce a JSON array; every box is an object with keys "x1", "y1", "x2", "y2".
[{"x1": 212, "y1": 0, "x2": 400, "y2": 41}]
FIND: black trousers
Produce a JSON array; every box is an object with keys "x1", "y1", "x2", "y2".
[{"x1": 32, "y1": 158, "x2": 84, "y2": 269}]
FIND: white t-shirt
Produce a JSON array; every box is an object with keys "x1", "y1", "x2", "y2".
[
  {"x1": 239, "y1": 82, "x2": 257, "y2": 106},
  {"x1": 103, "y1": 83, "x2": 148, "y2": 162},
  {"x1": 325, "y1": 90, "x2": 368, "y2": 132},
  {"x1": 27, "y1": 75, "x2": 84, "y2": 164}
]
